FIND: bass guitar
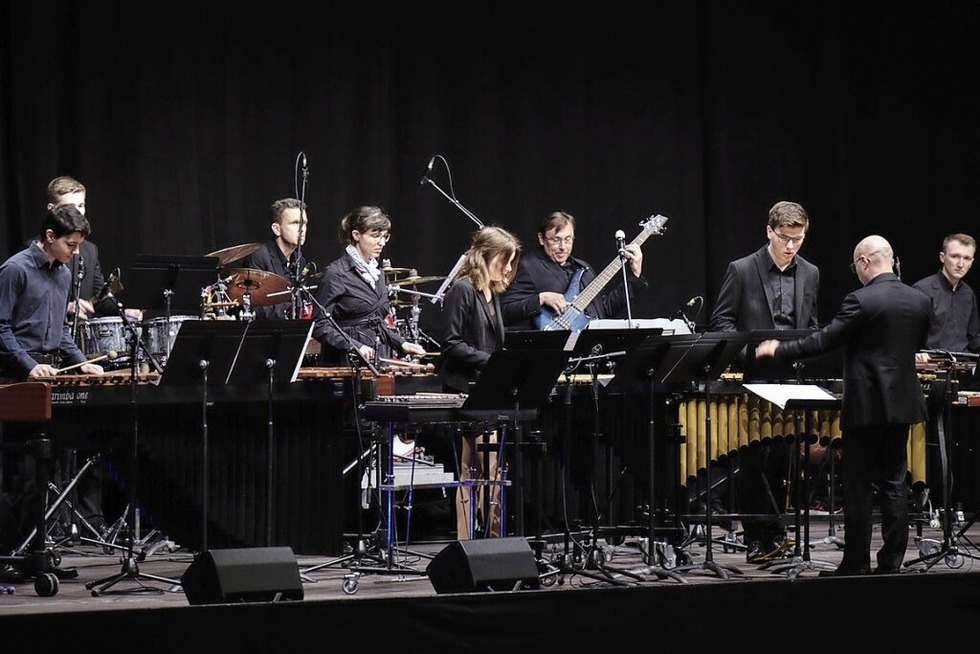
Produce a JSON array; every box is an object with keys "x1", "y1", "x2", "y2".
[{"x1": 534, "y1": 214, "x2": 669, "y2": 331}]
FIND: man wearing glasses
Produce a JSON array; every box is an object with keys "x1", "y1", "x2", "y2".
[
  {"x1": 500, "y1": 210, "x2": 647, "y2": 330},
  {"x1": 709, "y1": 200, "x2": 820, "y2": 564},
  {"x1": 755, "y1": 235, "x2": 931, "y2": 576}
]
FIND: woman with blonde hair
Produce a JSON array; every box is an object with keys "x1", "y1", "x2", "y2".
[{"x1": 435, "y1": 225, "x2": 522, "y2": 538}]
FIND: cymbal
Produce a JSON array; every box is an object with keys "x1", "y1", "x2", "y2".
[
  {"x1": 382, "y1": 266, "x2": 415, "y2": 275},
  {"x1": 388, "y1": 275, "x2": 446, "y2": 287},
  {"x1": 222, "y1": 268, "x2": 290, "y2": 307},
  {"x1": 206, "y1": 243, "x2": 261, "y2": 267}
]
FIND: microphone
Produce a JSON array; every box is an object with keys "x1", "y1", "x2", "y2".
[
  {"x1": 301, "y1": 152, "x2": 307, "y2": 170},
  {"x1": 419, "y1": 157, "x2": 435, "y2": 187},
  {"x1": 615, "y1": 229, "x2": 626, "y2": 257},
  {"x1": 676, "y1": 296, "x2": 702, "y2": 333},
  {"x1": 96, "y1": 268, "x2": 120, "y2": 302}
]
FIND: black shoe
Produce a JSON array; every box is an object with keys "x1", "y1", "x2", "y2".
[
  {"x1": 0, "y1": 564, "x2": 25, "y2": 585},
  {"x1": 745, "y1": 540, "x2": 766, "y2": 563},
  {"x1": 818, "y1": 566, "x2": 871, "y2": 577},
  {"x1": 873, "y1": 566, "x2": 902, "y2": 575}
]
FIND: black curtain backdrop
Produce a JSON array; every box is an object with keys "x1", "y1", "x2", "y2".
[{"x1": 2, "y1": 2, "x2": 979, "y2": 337}]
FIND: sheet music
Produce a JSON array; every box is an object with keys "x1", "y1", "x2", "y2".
[{"x1": 743, "y1": 383, "x2": 837, "y2": 410}]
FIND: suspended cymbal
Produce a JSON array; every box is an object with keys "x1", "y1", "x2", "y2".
[
  {"x1": 222, "y1": 268, "x2": 290, "y2": 307},
  {"x1": 206, "y1": 243, "x2": 262, "y2": 267},
  {"x1": 388, "y1": 275, "x2": 446, "y2": 287}
]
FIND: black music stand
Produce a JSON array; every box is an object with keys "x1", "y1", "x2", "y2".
[
  {"x1": 127, "y1": 254, "x2": 218, "y2": 358},
  {"x1": 127, "y1": 254, "x2": 219, "y2": 314},
  {"x1": 742, "y1": 330, "x2": 846, "y2": 550},
  {"x1": 455, "y1": 344, "x2": 570, "y2": 541},
  {"x1": 610, "y1": 331, "x2": 748, "y2": 580},
  {"x1": 551, "y1": 328, "x2": 668, "y2": 581},
  {"x1": 84, "y1": 263, "x2": 205, "y2": 596},
  {"x1": 159, "y1": 320, "x2": 246, "y2": 557},
  {"x1": 742, "y1": 385, "x2": 840, "y2": 578},
  {"x1": 225, "y1": 320, "x2": 312, "y2": 548}
]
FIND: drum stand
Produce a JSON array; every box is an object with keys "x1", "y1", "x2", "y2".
[
  {"x1": 85, "y1": 297, "x2": 180, "y2": 596},
  {"x1": 904, "y1": 353, "x2": 980, "y2": 571}
]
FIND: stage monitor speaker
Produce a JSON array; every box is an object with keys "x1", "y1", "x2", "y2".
[
  {"x1": 426, "y1": 537, "x2": 540, "y2": 593},
  {"x1": 182, "y1": 547, "x2": 304, "y2": 605}
]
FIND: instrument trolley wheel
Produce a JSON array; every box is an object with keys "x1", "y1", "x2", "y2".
[
  {"x1": 342, "y1": 572, "x2": 361, "y2": 595},
  {"x1": 34, "y1": 572, "x2": 59, "y2": 597}
]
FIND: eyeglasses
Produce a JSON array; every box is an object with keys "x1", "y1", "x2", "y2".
[
  {"x1": 849, "y1": 250, "x2": 881, "y2": 274},
  {"x1": 361, "y1": 231, "x2": 391, "y2": 243},
  {"x1": 772, "y1": 231, "x2": 805, "y2": 246},
  {"x1": 544, "y1": 235, "x2": 574, "y2": 246}
]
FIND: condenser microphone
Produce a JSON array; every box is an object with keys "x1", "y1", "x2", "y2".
[
  {"x1": 419, "y1": 157, "x2": 435, "y2": 187},
  {"x1": 96, "y1": 268, "x2": 120, "y2": 302},
  {"x1": 615, "y1": 230, "x2": 626, "y2": 257}
]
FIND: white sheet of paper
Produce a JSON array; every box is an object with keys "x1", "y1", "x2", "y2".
[{"x1": 743, "y1": 383, "x2": 837, "y2": 410}]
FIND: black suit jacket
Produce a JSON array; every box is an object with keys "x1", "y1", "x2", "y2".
[
  {"x1": 776, "y1": 273, "x2": 931, "y2": 429},
  {"x1": 710, "y1": 245, "x2": 820, "y2": 332},
  {"x1": 310, "y1": 253, "x2": 404, "y2": 364},
  {"x1": 435, "y1": 278, "x2": 505, "y2": 393},
  {"x1": 500, "y1": 247, "x2": 647, "y2": 330}
]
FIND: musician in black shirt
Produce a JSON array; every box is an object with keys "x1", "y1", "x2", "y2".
[{"x1": 500, "y1": 211, "x2": 646, "y2": 331}]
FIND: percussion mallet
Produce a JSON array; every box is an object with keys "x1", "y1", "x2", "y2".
[
  {"x1": 55, "y1": 350, "x2": 118, "y2": 374},
  {"x1": 379, "y1": 357, "x2": 434, "y2": 372}
]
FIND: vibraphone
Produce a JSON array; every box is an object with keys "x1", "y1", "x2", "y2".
[{"x1": 673, "y1": 370, "x2": 974, "y2": 497}]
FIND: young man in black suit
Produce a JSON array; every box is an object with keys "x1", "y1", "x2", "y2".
[
  {"x1": 755, "y1": 235, "x2": 931, "y2": 575},
  {"x1": 709, "y1": 200, "x2": 820, "y2": 563}
]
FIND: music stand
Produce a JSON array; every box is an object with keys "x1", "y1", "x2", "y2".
[
  {"x1": 742, "y1": 330, "x2": 845, "y2": 549},
  {"x1": 156, "y1": 320, "x2": 246, "y2": 557},
  {"x1": 547, "y1": 328, "x2": 684, "y2": 585},
  {"x1": 455, "y1": 345, "x2": 569, "y2": 542},
  {"x1": 85, "y1": 263, "x2": 209, "y2": 595},
  {"x1": 226, "y1": 320, "x2": 312, "y2": 547},
  {"x1": 742, "y1": 384, "x2": 840, "y2": 578},
  {"x1": 609, "y1": 332, "x2": 748, "y2": 579}
]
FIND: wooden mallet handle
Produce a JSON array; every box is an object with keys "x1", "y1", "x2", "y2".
[{"x1": 55, "y1": 350, "x2": 118, "y2": 374}]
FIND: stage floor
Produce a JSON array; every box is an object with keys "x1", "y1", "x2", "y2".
[{"x1": 3, "y1": 511, "x2": 979, "y2": 614}]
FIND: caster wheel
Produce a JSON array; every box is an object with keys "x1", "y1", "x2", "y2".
[
  {"x1": 342, "y1": 574, "x2": 360, "y2": 595},
  {"x1": 34, "y1": 572, "x2": 60, "y2": 597},
  {"x1": 946, "y1": 553, "x2": 965, "y2": 569}
]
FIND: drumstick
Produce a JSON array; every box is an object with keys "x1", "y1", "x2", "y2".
[
  {"x1": 379, "y1": 357, "x2": 434, "y2": 372},
  {"x1": 55, "y1": 350, "x2": 118, "y2": 374}
]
